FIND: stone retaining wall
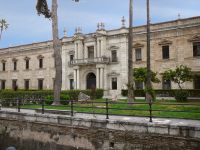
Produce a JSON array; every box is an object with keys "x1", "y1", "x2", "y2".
[{"x1": 0, "y1": 111, "x2": 200, "y2": 150}]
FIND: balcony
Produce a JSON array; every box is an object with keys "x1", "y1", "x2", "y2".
[{"x1": 69, "y1": 57, "x2": 110, "y2": 66}]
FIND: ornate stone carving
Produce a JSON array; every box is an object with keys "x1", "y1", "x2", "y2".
[
  {"x1": 52, "y1": 54, "x2": 55, "y2": 57},
  {"x1": 1, "y1": 59, "x2": 7, "y2": 63},
  {"x1": 37, "y1": 54, "x2": 44, "y2": 59},
  {"x1": 84, "y1": 36, "x2": 96, "y2": 43},
  {"x1": 158, "y1": 39, "x2": 172, "y2": 45},
  {"x1": 12, "y1": 58, "x2": 18, "y2": 62},
  {"x1": 67, "y1": 50, "x2": 75, "y2": 55},
  {"x1": 24, "y1": 56, "x2": 30, "y2": 60},
  {"x1": 188, "y1": 35, "x2": 200, "y2": 42},
  {"x1": 107, "y1": 71, "x2": 120, "y2": 76},
  {"x1": 133, "y1": 42, "x2": 144, "y2": 48},
  {"x1": 68, "y1": 72, "x2": 74, "y2": 79},
  {"x1": 108, "y1": 45, "x2": 120, "y2": 50}
]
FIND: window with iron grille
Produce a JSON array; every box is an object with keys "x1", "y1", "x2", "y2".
[
  {"x1": 135, "y1": 82, "x2": 143, "y2": 89},
  {"x1": 26, "y1": 60, "x2": 29, "y2": 69},
  {"x1": 14, "y1": 62, "x2": 17, "y2": 70},
  {"x1": 38, "y1": 80, "x2": 43, "y2": 90},
  {"x1": 112, "y1": 50, "x2": 117, "y2": 62},
  {"x1": 12, "y1": 80, "x2": 17, "y2": 89},
  {"x1": 193, "y1": 42, "x2": 200, "y2": 57},
  {"x1": 112, "y1": 78, "x2": 117, "y2": 90},
  {"x1": 162, "y1": 46, "x2": 169, "y2": 59},
  {"x1": 163, "y1": 79, "x2": 171, "y2": 89},
  {"x1": 1, "y1": 80, "x2": 5, "y2": 89},
  {"x1": 3, "y1": 63, "x2": 5, "y2": 71},
  {"x1": 39, "y1": 59, "x2": 43, "y2": 68},
  {"x1": 136, "y1": 49, "x2": 142, "y2": 61},
  {"x1": 25, "y1": 80, "x2": 29, "y2": 90},
  {"x1": 70, "y1": 79, "x2": 74, "y2": 90},
  {"x1": 195, "y1": 76, "x2": 200, "y2": 89}
]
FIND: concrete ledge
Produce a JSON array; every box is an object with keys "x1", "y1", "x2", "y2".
[{"x1": 35, "y1": 109, "x2": 77, "y2": 116}]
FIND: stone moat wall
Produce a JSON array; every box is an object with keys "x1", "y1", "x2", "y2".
[{"x1": 0, "y1": 111, "x2": 200, "y2": 150}]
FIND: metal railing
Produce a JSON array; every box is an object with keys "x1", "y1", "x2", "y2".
[
  {"x1": 70, "y1": 57, "x2": 110, "y2": 66},
  {"x1": 0, "y1": 97, "x2": 200, "y2": 122}
]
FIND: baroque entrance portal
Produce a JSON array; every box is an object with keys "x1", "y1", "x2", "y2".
[{"x1": 87, "y1": 73, "x2": 96, "y2": 89}]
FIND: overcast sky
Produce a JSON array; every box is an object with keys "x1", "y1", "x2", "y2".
[{"x1": 0, "y1": 0, "x2": 200, "y2": 49}]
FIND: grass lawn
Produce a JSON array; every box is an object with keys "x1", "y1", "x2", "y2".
[{"x1": 21, "y1": 99, "x2": 200, "y2": 119}]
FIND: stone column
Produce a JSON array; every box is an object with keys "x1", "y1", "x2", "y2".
[
  {"x1": 96, "y1": 68, "x2": 100, "y2": 88},
  {"x1": 99, "y1": 40, "x2": 101, "y2": 57},
  {"x1": 77, "y1": 69, "x2": 80, "y2": 89},
  {"x1": 100, "y1": 67, "x2": 103, "y2": 89},
  {"x1": 74, "y1": 69, "x2": 77, "y2": 89},
  {"x1": 75, "y1": 43, "x2": 78, "y2": 59},
  {"x1": 101, "y1": 39, "x2": 104, "y2": 56},
  {"x1": 94, "y1": 43, "x2": 97, "y2": 58},
  {"x1": 97, "y1": 40, "x2": 99, "y2": 57}
]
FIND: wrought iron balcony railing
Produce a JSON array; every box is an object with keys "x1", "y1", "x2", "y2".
[{"x1": 69, "y1": 57, "x2": 110, "y2": 66}]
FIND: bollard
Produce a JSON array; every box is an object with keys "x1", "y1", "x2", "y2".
[
  {"x1": 71, "y1": 97, "x2": 73, "y2": 117},
  {"x1": 149, "y1": 98, "x2": 153, "y2": 122},
  {"x1": 18, "y1": 96, "x2": 21, "y2": 112},
  {"x1": 106, "y1": 98, "x2": 109, "y2": 119}
]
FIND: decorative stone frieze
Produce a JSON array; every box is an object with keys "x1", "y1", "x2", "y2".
[
  {"x1": 52, "y1": 54, "x2": 55, "y2": 57},
  {"x1": 188, "y1": 35, "x2": 200, "y2": 42},
  {"x1": 133, "y1": 42, "x2": 144, "y2": 48},
  {"x1": 158, "y1": 39, "x2": 172, "y2": 45},
  {"x1": 37, "y1": 54, "x2": 44, "y2": 59},
  {"x1": 107, "y1": 71, "x2": 120, "y2": 76},
  {"x1": 12, "y1": 58, "x2": 18, "y2": 62},
  {"x1": 67, "y1": 50, "x2": 75, "y2": 55},
  {"x1": 24, "y1": 56, "x2": 31, "y2": 60},
  {"x1": 68, "y1": 72, "x2": 74, "y2": 79},
  {"x1": 107, "y1": 45, "x2": 120, "y2": 50},
  {"x1": 1, "y1": 59, "x2": 6, "y2": 63}
]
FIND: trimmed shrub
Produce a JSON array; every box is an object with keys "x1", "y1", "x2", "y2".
[
  {"x1": 44, "y1": 94, "x2": 70, "y2": 105},
  {"x1": 174, "y1": 90, "x2": 189, "y2": 102}
]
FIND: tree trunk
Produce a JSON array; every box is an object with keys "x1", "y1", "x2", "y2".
[
  {"x1": 146, "y1": 0, "x2": 151, "y2": 103},
  {"x1": 127, "y1": 0, "x2": 135, "y2": 106},
  {"x1": 51, "y1": 0, "x2": 62, "y2": 105}
]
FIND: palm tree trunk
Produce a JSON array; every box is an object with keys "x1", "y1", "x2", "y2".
[
  {"x1": 146, "y1": 0, "x2": 151, "y2": 102},
  {"x1": 51, "y1": 0, "x2": 62, "y2": 105},
  {"x1": 127, "y1": 0, "x2": 135, "y2": 106}
]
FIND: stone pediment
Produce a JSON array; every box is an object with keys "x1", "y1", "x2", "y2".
[
  {"x1": 107, "y1": 71, "x2": 120, "y2": 76},
  {"x1": 158, "y1": 39, "x2": 172, "y2": 45},
  {"x1": 72, "y1": 34, "x2": 85, "y2": 41},
  {"x1": 24, "y1": 56, "x2": 31, "y2": 60},
  {"x1": 133, "y1": 42, "x2": 144, "y2": 48},
  {"x1": 12, "y1": 58, "x2": 18, "y2": 62},
  {"x1": 188, "y1": 35, "x2": 200, "y2": 42},
  {"x1": 1, "y1": 59, "x2": 7, "y2": 63},
  {"x1": 68, "y1": 50, "x2": 75, "y2": 55},
  {"x1": 37, "y1": 54, "x2": 44, "y2": 59},
  {"x1": 84, "y1": 36, "x2": 96, "y2": 43},
  {"x1": 68, "y1": 72, "x2": 74, "y2": 78},
  {"x1": 107, "y1": 45, "x2": 120, "y2": 50}
]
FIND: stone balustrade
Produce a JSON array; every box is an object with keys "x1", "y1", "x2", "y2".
[{"x1": 70, "y1": 57, "x2": 110, "y2": 66}]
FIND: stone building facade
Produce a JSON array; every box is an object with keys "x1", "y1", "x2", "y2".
[{"x1": 0, "y1": 16, "x2": 200, "y2": 95}]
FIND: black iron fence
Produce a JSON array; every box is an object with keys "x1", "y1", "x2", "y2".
[{"x1": 0, "y1": 97, "x2": 200, "y2": 122}]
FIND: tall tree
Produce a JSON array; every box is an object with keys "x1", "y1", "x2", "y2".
[
  {"x1": 36, "y1": 0, "x2": 61, "y2": 105},
  {"x1": 146, "y1": 0, "x2": 151, "y2": 103},
  {"x1": 127, "y1": 0, "x2": 135, "y2": 106},
  {"x1": 0, "y1": 19, "x2": 9, "y2": 42}
]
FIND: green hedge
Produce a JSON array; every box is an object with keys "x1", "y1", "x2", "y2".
[
  {"x1": 0, "y1": 89, "x2": 104, "y2": 106},
  {"x1": 121, "y1": 89, "x2": 200, "y2": 97}
]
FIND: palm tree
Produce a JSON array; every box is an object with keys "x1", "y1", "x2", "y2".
[
  {"x1": 127, "y1": 0, "x2": 135, "y2": 106},
  {"x1": 146, "y1": 0, "x2": 151, "y2": 103},
  {"x1": 0, "y1": 19, "x2": 9, "y2": 42}
]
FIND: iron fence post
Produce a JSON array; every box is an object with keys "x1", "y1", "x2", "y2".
[
  {"x1": 71, "y1": 97, "x2": 73, "y2": 117},
  {"x1": 18, "y1": 96, "x2": 21, "y2": 112},
  {"x1": 106, "y1": 98, "x2": 109, "y2": 119},
  {"x1": 149, "y1": 98, "x2": 153, "y2": 122},
  {"x1": 0, "y1": 95, "x2": 1, "y2": 110},
  {"x1": 42, "y1": 96, "x2": 44, "y2": 114}
]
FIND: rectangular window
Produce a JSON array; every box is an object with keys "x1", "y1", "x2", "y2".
[
  {"x1": 193, "y1": 42, "x2": 200, "y2": 57},
  {"x1": 162, "y1": 46, "x2": 169, "y2": 59},
  {"x1": 1, "y1": 80, "x2": 5, "y2": 89},
  {"x1": 163, "y1": 79, "x2": 171, "y2": 89},
  {"x1": 39, "y1": 59, "x2": 43, "y2": 68},
  {"x1": 3, "y1": 63, "x2": 5, "y2": 71},
  {"x1": 112, "y1": 78, "x2": 117, "y2": 90},
  {"x1": 38, "y1": 80, "x2": 43, "y2": 90},
  {"x1": 26, "y1": 60, "x2": 29, "y2": 69},
  {"x1": 88, "y1": 47, "x2": 94, "y2": 58},
  {"x1": 112, "y1": 50, "x2": 117, "y2": 62},
  {"x1": 14, "y1": 62, "x2": 17, "y2": 70},
  {"x1": 70, "y1": 55, "x2": 74, "y2": 65},
  {"x1": 195, "y1": 76, "x2": 200, "y2": 89},
  {"x1": 135, "y1": 82, "x2": 143, "y2": 89},
  {"x1": 12, "y1": 80, "x2": 17, "y2": 89},
  {"x1": 136, "y1": 49, "x2": 142, "y2": 61},
  {"x1": 70, "y1": 79, "x2": 74, "y2": 90},
  {"x1": 25, "y1": 80, "x2": 29, "y2": 90}
]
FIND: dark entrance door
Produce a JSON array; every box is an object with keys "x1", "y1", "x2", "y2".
[{"x1": 87, "y1": 73, "x2": 96, "y2": 89}]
